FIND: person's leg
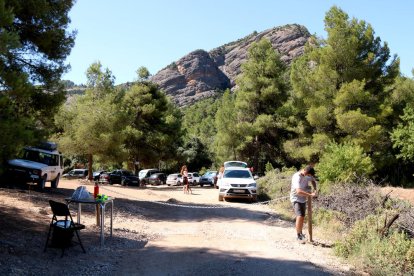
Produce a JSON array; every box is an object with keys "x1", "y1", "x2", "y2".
[
  {"x1": 293, "y1": 202, "x2": 306, "y2": 240},
  {"x1": 296, "y1": 215, "x2": 304, "y2": 235}
]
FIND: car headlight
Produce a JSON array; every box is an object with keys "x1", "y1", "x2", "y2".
[
  {"x1": 32, "y1": 169, "x2": 41, "y2": 175},
  {"x1": 221, "y1": 182, "x2": 230, "y2": 187},
  {"x1": 248, "y1": 183, "x2": 256, "y2": 187}
]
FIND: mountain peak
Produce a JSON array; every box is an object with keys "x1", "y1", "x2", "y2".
[{"x1": 151, "y1": 24, "x2": 311, "y2": 106}]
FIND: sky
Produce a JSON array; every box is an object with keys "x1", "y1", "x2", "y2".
[{"x1": 63, "y1": 0, "x2": 414, "y2": 85}]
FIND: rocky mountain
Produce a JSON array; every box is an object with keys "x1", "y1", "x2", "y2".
[{"x1": 151, "y1": 24, "x2": 311, "y2": 106}]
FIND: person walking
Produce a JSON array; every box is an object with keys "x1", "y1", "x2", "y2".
[
  {"x1": 181, "y1": 165, "x2": 192, "y2": 194},
  {"x1": 290, "y1": 165, "x2": 317, "y2": 243}
]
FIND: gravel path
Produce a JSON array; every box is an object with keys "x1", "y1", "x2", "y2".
[{"x1": 0, "y1": 180, "x2": 358, "y2": 275}]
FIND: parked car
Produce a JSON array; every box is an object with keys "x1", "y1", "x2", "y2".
[
  {"x1": 166, "y1": 173, "x2": 182, "y2": 186},
  {"x1": 148, "y1": 173, "x2": 167, "y2": 185},
  {"x1": 6, "y1": 142, "x2": 63, "y2": 190},
  {"x1": 199, "y1": 171, "x2": 217, "y2": 187},
  {"x1": 62, "y1": 169, "x2": 88, "y2": 179},
  {"x1": 93, "y1": 170, "x2": 107, "y2": 182},
  {"x1": 188, "y1": 172, "x2": 200, "y2": 185},
  {"x1": 138, "y1": 168, "x2": 160, "y2": 185},
  {"x1": 99, "y1": 169, "x2": 139, "y2": 186},
  {"x1": 217, "y1": 166, "x2": 257, "y2": 202}
]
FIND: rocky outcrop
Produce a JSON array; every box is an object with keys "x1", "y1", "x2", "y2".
[{"x1": 151, "y1": 24, "x2": 311, "y2": 106}]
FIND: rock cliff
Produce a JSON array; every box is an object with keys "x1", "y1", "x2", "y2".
[{"x1": 151, "y1": 24, "x2": 310, "y2": 106}]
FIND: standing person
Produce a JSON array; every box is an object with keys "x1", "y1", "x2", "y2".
[
  {"x1": 290, "y1": 165, "x2": 317, "y2": 243},
  {"x1": 181, "y1": 165, "x2": 191, "y2": 194},
  {"x1": 215, "y1": 166, "x2": 224, "y2": 189}
]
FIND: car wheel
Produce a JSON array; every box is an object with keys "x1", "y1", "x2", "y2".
[
  {"x1": 193, "y1": 180, "x2": 197, "y2": 186},
  {"x1": 51, "y1": 174, "x2": 60, "y2": 188},
  {"x1": 200, "y1": 183, "x2": 203, "y2": 187},
  {"x1": 251, "y1": 195, "x2": 257, "y2": 203},
  {"x1": 37, "y1": 175, "x2": 47, "y2": 191},
  {"x1": 218, "y1": 195, "x2": 224, "y2": 201}
]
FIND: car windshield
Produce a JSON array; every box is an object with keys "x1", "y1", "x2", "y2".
[
  {"x1": 122, "y1": 171, "x2": 133, "y2": 176},
  {"x1": 22, "y1": 149, "x2": 58, "y2": 166},
  {"x1": 224, "y1": 170, "x2": 252, "y2": 179},
  {"x1": 203, "y1": 171, "x2": 215, "y2": 177},
  {"x1": 138, "y1": 171, "x2": 147, "y2": 178}
]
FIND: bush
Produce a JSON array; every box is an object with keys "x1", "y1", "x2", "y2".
[
  {"x1": 316, "y1": 141, "x2": 374, "y2": 187},
  {"x1": 335, "y1": 214, "x2": 414, "y2": 275},
  {"x1": 265, "y1": 162, "x2": 274, "y2": 173},
  {"x1": 257, "y1": 167, "x2": 296, "y2": 200}
]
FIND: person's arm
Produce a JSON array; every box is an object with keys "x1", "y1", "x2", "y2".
[{"x1": 296, "y1": 188, "x2": 316, "y2": 197}]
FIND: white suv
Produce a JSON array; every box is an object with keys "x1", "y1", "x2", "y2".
[
  {"x1": 218, "y1": 166, "x2": 257, "y2": 202},
  {"x1": 6, "y1": 142, "x2": 64, "y2": 190}
]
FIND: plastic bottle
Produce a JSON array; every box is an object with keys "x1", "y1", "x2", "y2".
[{"x1": 94, "y1": 183, "x2": 99, "y2": 199}]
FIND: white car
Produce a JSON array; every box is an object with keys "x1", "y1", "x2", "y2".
[
  {"x1": 6, "y1": 142, "x2": 64, "y2": 190},
  {"x1": 218, "y1": 166, "x2": 257, "y2": 202},
  {"x1": 166, "y1": 173, "x2": 182, "y2": 186},
  {"x1": 188, "y1": 172, "x2": 200, "y2": 185}
]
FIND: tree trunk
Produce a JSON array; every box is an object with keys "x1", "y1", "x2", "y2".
[{"x1": 88, "y1": 154, "x2": 93, "y2": 181}]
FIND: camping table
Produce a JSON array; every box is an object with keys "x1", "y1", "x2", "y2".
[{"x1": 65, "y1": 197, "x2": 114, "y2": 246}]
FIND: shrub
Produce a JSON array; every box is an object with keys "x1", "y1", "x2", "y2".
[
  {"x1": 257, "y1": 167, "x2": 296, "y2": 200},
  {"x1": 316, "y1": 141, "x2": 374, "y2": 187},
  {"x1": 265, "y1": 161, "x2": 274, "y2": 173},
  {"x1": 335, "y1": 214, "x2": 414, "y2": 275}
]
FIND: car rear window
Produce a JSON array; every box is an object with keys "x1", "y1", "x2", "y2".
[{"x1": 224, "y1": 161, "x2": 248, "y2": 168}]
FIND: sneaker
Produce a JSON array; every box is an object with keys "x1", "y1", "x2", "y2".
[
  {"x1": 296, "y1": 234, "x2": 306, "y2": 244},
  {"x1": 300, "y1": 233, "x2": 306, "y2": 239}
]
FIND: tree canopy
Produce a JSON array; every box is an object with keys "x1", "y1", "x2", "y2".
[{"x1": 0, "y1": 0, "x2": 76, "y2": 169}]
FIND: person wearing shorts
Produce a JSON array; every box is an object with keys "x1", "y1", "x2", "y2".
[
  {"x1": 290, "y1": 165, "x2": 317, "y2": 243},
  {"x1": 181, "y1": 165, "x2": 192, "y2": 194}
]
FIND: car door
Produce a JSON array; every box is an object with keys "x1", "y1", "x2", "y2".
[{"x1": 111, "y1": 170, "x2": 122, "y2": 184}]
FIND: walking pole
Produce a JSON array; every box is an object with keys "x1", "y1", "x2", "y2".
[{"x1": 307, "y1": 196, "x2": 313, "y2": 242}]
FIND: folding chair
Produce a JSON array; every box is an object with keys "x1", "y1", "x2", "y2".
[{"x1": 44, "y1": 200, "x2": 86, "y2": 257}]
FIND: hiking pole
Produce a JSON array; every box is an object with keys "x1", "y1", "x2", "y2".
[{"x1": 307, "y1": 196, "x2": 313, "y2": 242}]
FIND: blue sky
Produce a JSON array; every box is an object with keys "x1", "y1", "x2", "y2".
[{"x1": 63, "y1": 0, "x2": 414, "y2": 85}]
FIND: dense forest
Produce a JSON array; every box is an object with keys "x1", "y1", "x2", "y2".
[{"x1": 1, "y1": 2, "x2": 414, "y2": 187}]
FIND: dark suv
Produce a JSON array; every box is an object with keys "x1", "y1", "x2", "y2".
[{"x1": 100, "y1": 169, "x2": 139, "y2": 186}]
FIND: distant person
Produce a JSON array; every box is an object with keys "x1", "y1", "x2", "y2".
[
  {"x1": 290, "y1": 165, "x2": 317, "y2": 243},
  {"x1": 215, "y1": 166, "x2": 224, "y2": 189},
  {"x1": 181, "y1": 165, "x2": 192, "y2": 194}
]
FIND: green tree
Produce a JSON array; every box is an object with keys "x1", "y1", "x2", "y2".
[
  {"x1": 54, "y1": 62, "x2": 124, "y2": 179},
  {"x1": 316, "y1": 141, "x2": 374, "y2": 186},
  {"x1": 182, "y1": 96, "x2": 220, "y2": 162},
  {"x1": 233, "y1": 38, "x2": 291, "y2": 171},
  {"x1": 214, "y1": 90, "x2": 242, "y2": 164},
  {"x1": 122, "y1": 79, "x2": 182, "y2": 170},
  {"x1": 136, "y1": 66, "x2": 150, "y2": 81},
  {"x1": 287, "y1": 6, "x2": 399, "y2": 170},
  {"x1": 177, "y1": 137, "x2": 212, "y2": 171},
  {"x1": 391, "y1": 106, "x2": 414, "y2": 162},
  {"x1": 0, "y1": 0, "x2": 76, "y2": 169}
]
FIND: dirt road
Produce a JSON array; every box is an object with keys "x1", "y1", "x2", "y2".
[{"x1": 0, "y1": 180, "x2": 356, "y2": 275}]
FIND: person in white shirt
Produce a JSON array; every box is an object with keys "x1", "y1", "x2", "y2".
[{"x1": 290, "y1": 165, "x2": 317, "y2": 243}]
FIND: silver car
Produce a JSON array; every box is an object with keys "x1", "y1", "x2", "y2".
[{"x1": 166, "y1": 173, "x2": 182, "y2": 186}]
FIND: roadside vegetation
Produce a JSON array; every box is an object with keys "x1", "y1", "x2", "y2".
[
  {"x1": 257, "y1": 170, "x2": 414, "y2": 275},
  {"x1": 1, "y1": 2, "x2": 414, "y2": 274}
]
